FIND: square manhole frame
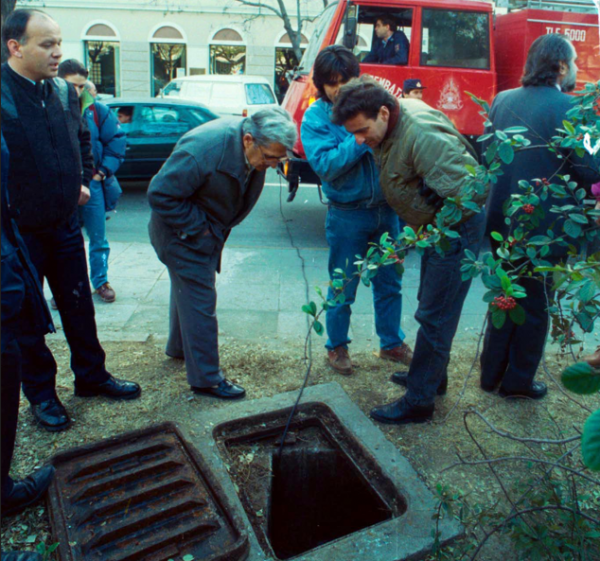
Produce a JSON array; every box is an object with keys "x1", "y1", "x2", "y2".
[{"x1": 190, "y1": 382, "x2": 463, "y2": 561}]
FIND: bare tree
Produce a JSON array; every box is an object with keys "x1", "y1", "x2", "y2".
[
  {"x1": 231, "y1": 0, "x2": 327, "y2": 61},
  {"x1": 1, "y1": 0, "x2": 18, "y2": 63}
]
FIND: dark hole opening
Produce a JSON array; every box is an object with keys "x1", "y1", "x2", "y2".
[{"x1": 268, "y1": 447, "x2": 392, "y2": 559}]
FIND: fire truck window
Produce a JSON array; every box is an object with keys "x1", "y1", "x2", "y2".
[
  {"x1": 299, "y1": 2, "x2": 337, "y2": 74},
  {"x1": 421, "y1": 9, "x2": 490, "y2": 69},
  {"x1": 343, "y1": 8, "x2": 413, "y2": 65}
]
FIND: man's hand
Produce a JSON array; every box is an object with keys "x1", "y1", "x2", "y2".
[
  {"x1": 418, "y1": 179, "x2": 444, "y2": 210},
  {"x1": 92, "y1": 173, "x2": 103, "y2": 182},
  {"x1": 78, "y1": 186, "x2": 91, "y2": 206}
]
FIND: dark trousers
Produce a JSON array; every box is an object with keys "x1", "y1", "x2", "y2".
[
  {"x1": 480, "y1": 272, "x2": 554, "y2": 392},
  {"x1": 405, "y1": 212, "x2": 486, "y2": 407},
  {"x1": 1, "y1": 338, "x2": 21, "y2": 498},
  {"x1": 18, "y1": 215, "x2": 109, "y2": 404},
  {"x1": 165, "y1": 238, "x2": 224, "y2": 388}
]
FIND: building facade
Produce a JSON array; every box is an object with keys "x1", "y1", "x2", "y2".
[{"x1": 17, "y1": 0, "x2": 324, "y2": 99}]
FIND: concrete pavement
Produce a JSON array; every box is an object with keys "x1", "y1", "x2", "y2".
[{"x1": 44, "y1": 182, "x2": 599, "y2": 354}]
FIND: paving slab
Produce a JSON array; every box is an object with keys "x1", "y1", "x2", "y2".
[{"x1": 188, "y1": 382, "x2": 463, "y2": 561}]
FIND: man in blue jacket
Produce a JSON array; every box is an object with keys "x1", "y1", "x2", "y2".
[
  {"x1": 1, "y1": 132, "x2": 55, "y2": 529},
  {"x1": 363, "y1": 16, "x2": 409, "y2": 66},
  {"x1": 301, "y1": 46, "x2": 412, "y2": 375},
  {"x1": 59, "y1": 59, "x2": 126, "y2": 303}
]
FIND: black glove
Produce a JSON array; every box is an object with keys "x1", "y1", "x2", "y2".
[{"x1": 418, "y1": 179, "x2": 444, "y2": 210}]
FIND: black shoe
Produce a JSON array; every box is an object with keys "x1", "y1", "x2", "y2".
[
  {"x1": 75, "y1": 374, "x2": 141, "y2": 400},
  {"x1": 498, "y1": 381, "x2": 547, "y2": 400},
  {"x1": 1, "y1": 465, "x2": 55, "y2": 517},
  {"x1": 1, "y1": 552, "x2": 43, "y2": 561},
  {"x1": 480, "y1": 380, "x2": 498, "y2": 393},
  {"x1": 390, "y1": 371, "x2": 447, "y2": 396},
  {"x1": 370, "y1": 397, "x2": 434, "y2": 425},
  {"x1": 192, "y1": 379, "x2": 246, "y2": 400},
  {"x1": 31, "y1": 398, "x2": 71, "y2": 432}
]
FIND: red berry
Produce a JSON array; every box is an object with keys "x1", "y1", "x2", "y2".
[{"x1": 523, "y1": 204, "x2": 535, "y2": 214}]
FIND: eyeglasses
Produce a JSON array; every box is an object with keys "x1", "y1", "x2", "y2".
[{"x1": 257, "y1": 144, "x2": 290, "y2": 164}]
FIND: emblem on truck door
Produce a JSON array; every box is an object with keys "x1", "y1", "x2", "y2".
[{"x1": 437, "y1": 78, "x2": 463, "y2": 111}]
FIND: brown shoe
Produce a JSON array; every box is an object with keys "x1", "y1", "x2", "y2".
[
  {"x1": 96, "y1": 282, "x2": 116, "y2": 303},
  {"x1": 327, "y1": 347, "x2": 353, "y2": 375},
  {"x1": 583, "y1": 347, "x2": 600, "y2": 369},
  {"x1": 380, "y1": 342, "x2": 413, "y2": 366}
]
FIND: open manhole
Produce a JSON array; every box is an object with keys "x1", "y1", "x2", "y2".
[
  {"x1": 46, "y1": 423, "x2": 249, "y2": 561},
  {"x1": 214, "y1": 402, "x2": 407, "y2": 560}
]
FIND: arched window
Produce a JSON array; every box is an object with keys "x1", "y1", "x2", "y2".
[
  {"x1": 150, "y1": 25, "x2": 187, "y2": 96},
  {"x1": 83, "y1": 22, "x2": 120, "y2": 97},
  {"x1": 209, "y1": 28, "x2": 245, "y2": 75},
  {"x1": 275, "y1": 32, "x2": 308, "y2": 103}
]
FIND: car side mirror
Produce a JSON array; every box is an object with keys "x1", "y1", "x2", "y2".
[{"x1": 343, "y1": 16, "x2": 357, "y2": 50}]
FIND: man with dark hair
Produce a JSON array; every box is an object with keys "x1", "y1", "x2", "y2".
[
  {"x1": 332, "y1": 76, "x2": 487, "y2": 424},
  {"x1": 1, "y1": 9, "x2": 140, "y2": 433},
  {"x1": 363, "y1": 16, "x2": 409, "y2": 65},
  {"x1": 480, "y1": 34, "x2": 599, "y2": 399},
  {"x1": 402, "y1": 78, "x2": 426, "y2": 100},
  {"x1": 59, "y1": 58, "x2": 126, "y2": 304},
  {"x1": 117, "y1": 106, "x2": 133, "y2": 124},
  {"x1": 149, "y1": 107, "x2": 297, "y2": 400},
  {"x1": 301, "y1": 45, "x2": 411, "y2": 375}
]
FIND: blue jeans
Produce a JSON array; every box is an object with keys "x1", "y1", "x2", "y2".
[
  {"x1": 325, "y1": 204, "x2": 405, "y2": 350},
  {"x1": 405, "y1": 211, "x2": 486, "y2": 407},
  {"x1": 80, "y1": 179, "x2": 109, "y2": 290}
]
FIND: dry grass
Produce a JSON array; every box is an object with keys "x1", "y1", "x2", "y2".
[{"x1": 2, "y1": 337, "x2": 599, "y2": 559}]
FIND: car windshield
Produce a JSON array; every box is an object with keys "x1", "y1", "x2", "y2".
[
  {"x1": 162, "y1": 80, "x2": 182, "y2": 97},
  {"x1": 245, "y1": 84, "x2": 275, "y2": 105},
  {"x1": 299, "y1": 2, "x2": 338, "y2": 74}
]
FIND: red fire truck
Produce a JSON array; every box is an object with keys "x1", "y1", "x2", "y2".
[{"x1": 280, "y1": 0, "x2": 599, "y2": 199}]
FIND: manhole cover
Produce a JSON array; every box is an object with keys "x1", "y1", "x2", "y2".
[{"x1": 46, "y1": 422, "x2": 249, "y2": 561}]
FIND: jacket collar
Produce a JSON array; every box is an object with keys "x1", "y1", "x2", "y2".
[
  {"x1": 217, "y1": 118, "x2": 248, "y2": 182},
  {"x1": 383, "y1": 98, "x2": 400, "y2": 142}
]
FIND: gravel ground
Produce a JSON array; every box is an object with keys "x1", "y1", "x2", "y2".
[{"x1": 2, "y1": 337, "x2": 599, "y2": 560}]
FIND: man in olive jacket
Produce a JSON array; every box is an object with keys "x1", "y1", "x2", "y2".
[
  {"x1": 333, "y1": 76, "x2": 487, "y2": 425},
  {"x1": 148, "y1": 108, "x2": 296, "y2": 399}
]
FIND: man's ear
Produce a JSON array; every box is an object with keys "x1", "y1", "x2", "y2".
[
  {"x1": 558, "y1": 60, "x2": 568, "y2": 76},
  {"x1": 379, "y1": 105, "x2": 390, "y2": 122},
  {"x1": 7, "y1": 39, "x2": 22, "y2": 58},
  {"x1": 242, "y1": 133, "x2": 254, "y2": 150}
]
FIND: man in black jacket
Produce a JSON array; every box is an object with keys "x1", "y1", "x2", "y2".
[
  {"x1": 1, "y1": 9, "x2": 140, "y2": 433},
  {"x1": 363, "y1": 16, "x2": 409, "y2": 66},
  {"x1": 481, "y1": 34, "x2": 599, "y2": 399}
]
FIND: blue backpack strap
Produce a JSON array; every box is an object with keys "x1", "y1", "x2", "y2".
[
  {"x1": 52, "y1": 77, "x2": 70, "y2": 111},
  {"x1": 1, "y1": 79, "x2": 17, "y2": 119}
]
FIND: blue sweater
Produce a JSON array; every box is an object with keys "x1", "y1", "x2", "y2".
[{"x1": 301, "y1": 98, "x2": 385, "y2": 207}]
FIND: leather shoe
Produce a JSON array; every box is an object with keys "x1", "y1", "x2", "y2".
[
  {"x1": 1, "y1": 465, "x2": 55, "y2": 517},
  {"x1": 31, "y1": 398, "x2": 71, "y2": 432},
  {"x1": 391, "y1": 371, "x2": 447, "y2": 396},
  {"x1": 1, "y1": 551, "x2": 43, "y2": 561},
  {"x1": 583, "y1": 346, "x2": 600, "y2": 369},
  {"x1": 499, "y1": 381, "x2": 547, "y2": 400},
  {"x1": 379, "y1": 342, "x2": 413, "y2": 366},
  {"x1": 370, "y1": 397, "x2": 434, "y2": 425},
  {"x1": 327, "y1": 347, "x2": 353, "y2": 375},
  {"x1": 75, "y1": 374, "x2": 141, "y2": 400},
  {"x1": 192, "y1": 379, "x2": 246, "y2": 400}
]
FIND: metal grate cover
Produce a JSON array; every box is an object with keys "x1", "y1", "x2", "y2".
[{"x1": 47, "y1": 423, "x2": 249, "y2": 561}]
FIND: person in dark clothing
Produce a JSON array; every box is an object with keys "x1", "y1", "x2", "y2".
[
  {"x1": 58, "y1": 58, "x2": 126, "y2": 303},
  {"x1": 1, "y1": 132, "x2": 55, "y2": 529},
  {"x1": 480, "y1": 34, "x2": 599, "y2": 399},
  {"x1": 363, "y1": 16, "x2": 409, "y2": 66},
  {"x1": 1, "y1": 9, "x2": 141, "y2": 433}
]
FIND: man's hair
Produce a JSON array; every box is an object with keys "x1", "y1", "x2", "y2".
[
  {"x1": 332, "y1": 75, "x2": 397, "y2": 125},
  {"x1": 117, "y1": 106, "x2": 134, "y2": 117},
  {"x1": 313, "y1": 45, "x2": 360, "y2": 102},
  {"x1": 242, "y1": 106, "x2": 297, "y2": 151},
  {"x1": 2, "y1": 9, "x2": 50, "y2": 46},
  {"x1": 58, "y1": 59, "x2": 89, "y2": 79},
  {"x1": 521, "y1": 34, "x2": 574, "y2": 87},
  {"x1": 377, "y1": 16, "x2": 397, "y2": 33}
]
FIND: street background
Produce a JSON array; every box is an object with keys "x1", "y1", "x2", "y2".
[{"x1": 44, "y1": 170, "x2": 600, "y2": 354}]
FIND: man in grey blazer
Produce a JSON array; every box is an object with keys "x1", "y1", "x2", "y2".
[{"x1": 148, "y1": 107, "x2": 297, "y2": 399}]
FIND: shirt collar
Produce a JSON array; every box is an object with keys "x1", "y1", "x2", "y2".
[{"x1": 7, "y1": 61, "x2": 43, "y2": 86}]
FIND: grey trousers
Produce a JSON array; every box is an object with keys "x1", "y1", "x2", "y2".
[{"x1": 164, "y1": 241, "x2": 224, "y2": 388}]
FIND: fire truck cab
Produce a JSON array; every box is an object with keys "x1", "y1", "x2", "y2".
[{"x1": 280, "y1": 0, "x2": 598, "y2": 200}]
